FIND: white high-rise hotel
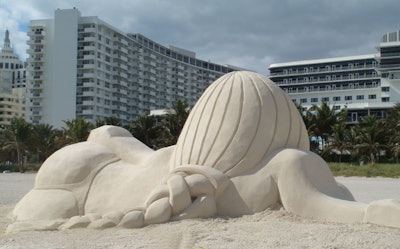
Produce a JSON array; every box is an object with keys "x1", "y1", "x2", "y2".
[
  {"x1": 269, "y1": 30, "x2": 400, "y2": 123},
  {"x1": 26, "y1": 8, "x2": 240, "y2": 127}
]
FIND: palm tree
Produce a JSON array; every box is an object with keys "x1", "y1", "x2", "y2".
[
  {"x1": 31, "y1": 123, "x2": 57, "y2": 162},
  {"x1": 168, "y1": 100, "x2": 190, "y2": 135},
  {"x1": 95, "y1": 116, "x2": 121, "y2": 127},
  {"x1": 383, "y1": 103, "x2": 400, "y2": 162},
  {"x1": 308, "y1": 102, "x2": 346, "y2": 150},
  {"x1": 0, "y1": 118, "x2": 32, "y2": 172},
  {"x1": 355, "y1": 115, "x2": 388, "y2": 165},
  {"x1": 164, "y1": 99, "x2": 190, "y2": 144},
  {"x1": 129, "y1": 115, "x2": 164, "y2": 149},
  {"x1": 325, "y1": 121, "x2": 351, "y2": 162},
  {"x1": 62, "y1": 118, "x2": 94, "y2": 145}
]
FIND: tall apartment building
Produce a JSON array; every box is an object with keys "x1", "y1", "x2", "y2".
[
  {"x1": 26, "y1": 8, "x2": 240, "y2": 128},
  {"x1": 0, "y1": 30, "x2": 26, "y2": 127},
  {"x1": 269, "y1": 29, "x2": 400, "y2": 123}
]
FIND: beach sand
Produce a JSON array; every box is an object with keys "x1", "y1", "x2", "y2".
[{"x1": 1, "y1": 173, "x2": 399, "y2": 249}]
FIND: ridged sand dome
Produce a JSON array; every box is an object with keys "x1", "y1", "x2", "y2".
[{"x1": 171, "y1": 71, "x2": 309, "y2": 177}]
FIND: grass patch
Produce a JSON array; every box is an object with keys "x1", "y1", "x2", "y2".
[{"x1": 328, "y1": 162, "x2": 400, "y2": 178}]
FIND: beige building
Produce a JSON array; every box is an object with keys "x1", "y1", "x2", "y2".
[
  {"x1": 0, "y1": 88, "x2": 26, "y2": 127},
  {"x1": 0, "y1": 30, "x2": 26, "y2": 127}
]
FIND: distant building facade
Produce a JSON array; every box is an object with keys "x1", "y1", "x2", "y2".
[
  {"x1": 26, "y1": 8, "x2": 241, "y2": 128},
  {"x1": 0, "y1": 30, "x2": 26, "y2": 127},
  {"x1": 269, "y1": 30, "x2": 400, "y2": 123}
]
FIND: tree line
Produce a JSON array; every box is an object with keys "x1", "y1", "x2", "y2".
[
  {"x1": 1, "y1": 99, "x2": 400, "y2": 172},
  {"x1": 0, "y1": 100, "x2": 189, "y2": 173},
  {"x1": 300, "y1": 102, "x2": 400, "y2": 166}
]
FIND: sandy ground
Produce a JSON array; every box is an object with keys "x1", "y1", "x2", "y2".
[{"x1": 0, "y1": 173, "x2": 400, "y2": 249}]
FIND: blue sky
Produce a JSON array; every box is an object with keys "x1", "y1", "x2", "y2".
[{"x1": 1, "y1": 0, "x2": 400, "y2": 75}]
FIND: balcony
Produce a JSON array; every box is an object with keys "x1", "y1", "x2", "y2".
[
  {"x1": 31, "y1": 66, "x2": 42, "y2": 71},
  {"x1": 284, "y1": 83, "x2": 380, "y2": 94},
  {"x1": 82, "y1": 109, "x2": 94, "y2": 115},
  {"x1": 27, "y1": 30, "x2": 45, "y2": 37},
  {"x1": 27, "y1": 48, "x2": 43, "y2": 54},
  {"x1": 82, "y1": 82, "x2": 96, "y2": 87},
  {"x1": 28, "y1": 93, "x2": 42, "y2": 99},
  {"x1": 82, "y1": 91, "x2": 95, "y2": 97},
  {"x1": 84, "y1": 27, "x2": 97, "y2": 33},
  {"x1": 27, "y1": 39, "x2": 44, "y2": 46},
  {"x1": 31, "y1": 83, "x2": 42, "y2": 89},
  {"x1": 83, "y1": 45, "x2": 96, "y2": 51},
  {"x1": 82, "y1": 100, "x2": 95, "y2": 105},
  {"x1": 83, "y1": 64, "x2": 95, "y2": 69},
  {"x1": 84, "y1": 36, "x2": 96, "y2": 42},
  {"x1": 82, "y1": 73, "x2": 95, "y2": 78},
  {"x1": 270, "y1": 64, "x2": 376, "y2": 77},
  {"x1": 83, "y1": 54, "x2": 96, "y2": 60},
  {"x1": 31, "y1": 111, "x2": 42, "y2": 116},
  {"x1": 276, "y1": 75, "x2": 380, "y2": 86}
]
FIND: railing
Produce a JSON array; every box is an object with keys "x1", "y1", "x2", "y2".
[
  {"x1": 275, "y1": 75, "x2": 380, "y2": 85},
  {"x1": 283, "y1": 84, "x2": 379, "y2": 94},
  {"x1": 270, "y1": 64, "x2": 376, "y2": 76}
]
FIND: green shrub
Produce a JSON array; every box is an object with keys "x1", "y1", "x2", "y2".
[{"x1": 329, "y1": 163, "x2": 400, "y2": 178}]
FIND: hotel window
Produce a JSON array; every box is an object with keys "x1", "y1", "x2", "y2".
[
  {"x1": 333, "y1": 96, "x2": 341, "y2": 101},
  {"x1": 368, "y1": 94, "x2": 376, "y2": 99},
  {"x1": 322, "y1": 97, "x2": 329, "y2": 102},
  {"x1": 311, "y1": 97, "x2": 318, "y2": 103},
  {"x1": 382, "y1": 87, "x2": 390, "y2": 92},
  {"x1": 345, "y1": 96, "x2": 352, "y2": 101},
  {"x1": 382, "y1": 97, "x2": 390, "y2": 102},
  {"x1": 300, "y1": 98, "x2": 307, "y2": 103},
  {"x1": 356, "y1": 95, "x2": 364, "y2": 100}
]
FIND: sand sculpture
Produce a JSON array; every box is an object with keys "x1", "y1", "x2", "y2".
[{"x1": 7, "y1": 71, "x2": 400, "y2": 232}]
